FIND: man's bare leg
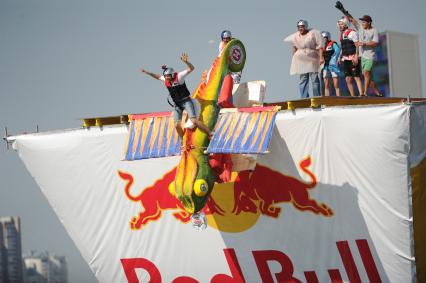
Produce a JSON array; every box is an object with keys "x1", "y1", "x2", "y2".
[
  {"x1": 190, "y1": 118, "x2": 211, "y2": 136},
  {"x1": 345, "y1": 77, "x2": 355, "y2": 97},
  {"x1": 354, "y1": 77, "x2": 363, "y2": 96},
  {"x1": 324, "y1": 78, "x2": 330, "y2": 96},
  {"x1": 333, "y1": 77, "x2": 341, "y2": 96},
  {"x1": 175, "y1": 122, "x2": 184, "y2": 139},
  {"x1": 363, "y1": 70, "x2": 372, "y2": 95},
  {"x1": 369, "y1": 80, "x2": 382, "y2": 96}
]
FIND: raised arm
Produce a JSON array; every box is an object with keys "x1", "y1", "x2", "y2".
[
  {"x1": 181, "y1": 53, "x2": 194, "y2": 74},
  {"x1": 347, "y1": 14, "x2": 359, "y2": 29},
  {"x1": 140, "y1": 68, "x2": 162, "y2": 80}
]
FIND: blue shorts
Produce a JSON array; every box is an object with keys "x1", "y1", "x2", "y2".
[
  {"x1": 173, "y1": 98, "x2": 196, "y2": 122},
  {"x1": 323, "y1": 68, "x2": 339, "y2": 78},
  {"x1": 323, "y1": 65, "x2": 340, "y2": 78}
]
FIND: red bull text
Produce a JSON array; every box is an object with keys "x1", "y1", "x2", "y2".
[{"x1": 120, "y1": 239, "x2": 382, "y2": 283}]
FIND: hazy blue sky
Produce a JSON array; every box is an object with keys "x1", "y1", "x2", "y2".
[{"x1": 1, "y1": 0, "x2": 425, "y2": 282}]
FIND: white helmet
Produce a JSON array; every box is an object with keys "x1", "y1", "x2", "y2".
[
  {"x1": 162, "y1": 66, "x2": 174, "y2": 76},
  {"x1": 297, "y1": 19, "x2": 308, "y2": 29},
  {"x1": 221, "y1": 30, "x2": 232, "y2": 39},
  {"x1": 338, "y1": 16, "x2": 349, "y2": 27},
  {"x1": 321, "y1": 31, "x2": 331, "y2": 39}
]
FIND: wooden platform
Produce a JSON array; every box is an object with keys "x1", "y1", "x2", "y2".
[
  {"x1": 265, "y1": 96, "x2": 426, "y2": 110},
  {"x1": 83, "y1": 115, "x2": 129, "y2": 128},
  {"x1": 82, "y1": 97, "x2": 426, "y2": 128}
]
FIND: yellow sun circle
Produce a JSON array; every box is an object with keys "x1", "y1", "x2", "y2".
[{"x1": 206, "y1": 176, "x2": 261, "y2": 233}]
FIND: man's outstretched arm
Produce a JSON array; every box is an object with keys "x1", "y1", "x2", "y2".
[{"x1": 140, "y1": 68, "x2": 162, "y2": 80}]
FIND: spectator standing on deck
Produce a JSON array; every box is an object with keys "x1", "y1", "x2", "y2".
[
  {"x1": 321, "y1": 31, "x2": 342, "y2": 96},
  {"x1": 347, "y1": 14, "x2": 383, "y2": 96},
  {"x1": 337, "y1": 16, "x2": 363, "y2": 96},
  {"x1": 284, "y1": 20, "x2": 324, "y2": 98}
]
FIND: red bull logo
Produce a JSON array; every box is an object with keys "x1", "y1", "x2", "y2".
[
  {"x1": 118, "y1": 169, "x2": 190, "y2": 229},
  {"x1": 118, "y1": 156, "x2": 333, "y2": 232}
]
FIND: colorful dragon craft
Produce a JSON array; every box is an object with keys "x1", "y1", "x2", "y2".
[{"x1": 168, "y1": 39, "x2": 246, "y2": 214}]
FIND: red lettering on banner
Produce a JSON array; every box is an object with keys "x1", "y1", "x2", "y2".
[
  {"x1": 336, "y1": 241, "x2": 362, "y2": 283},
  {"x1": 172, "y1": 277, "x2": 200, "y2": 283},
  {"x1": 304, "y1": 271, "x2": 319, "y2": 283},
  {"x1": 356, "y1": 239, "x2": 382, "y2": 283},
  {"x1": 211, "y1": 248, "x2": 245, "y2": 283},
  {"x1": 328, "y1": 269, "x2": 343, "y2": 283},
  {"x1": 121, "y1": 258, "x2": 161, "y2": 283},
  {"x1": 120, "y1": 239, "x2": 382, "y2": 282},
  {"x1": 252, "y1": 250, "x2": 302, "y2": 283}
]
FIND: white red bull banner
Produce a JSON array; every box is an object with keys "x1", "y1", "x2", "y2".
[{"x1": 11, "y1": 103, "x2": 426, "y2": 283}]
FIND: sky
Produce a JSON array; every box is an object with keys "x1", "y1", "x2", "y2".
[{"x1": 0, "y1": 0, "x2": 425, "y2": 282}]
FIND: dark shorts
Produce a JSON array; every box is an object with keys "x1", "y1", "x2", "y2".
[{"x1": 342, "y1": 60, "x2": 361, "y2": 77}]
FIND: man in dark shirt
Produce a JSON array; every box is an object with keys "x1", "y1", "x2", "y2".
[{"x1": 141, "y1": 53, "x2": 211, "y2": 138}]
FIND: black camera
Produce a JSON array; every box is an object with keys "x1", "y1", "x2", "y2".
[
  {"x1": 335, "y1": 1, "x2": 350, "y2": 16},
  {"x1": 335, "y1": 1, "x2": 344, "y2": 10}
]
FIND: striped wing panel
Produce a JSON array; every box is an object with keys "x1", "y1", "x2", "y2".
[
  {"x1": 124, "y1": 112, "x2": 182, "y2": 160},
  {"x1": 207, "y1": 106, "x2": 280, "y2": 154}
]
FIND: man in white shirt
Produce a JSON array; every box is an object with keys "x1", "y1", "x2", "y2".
[
  {"x1": 348, "y1": 14, "x2": 383, "y2": 96},
  {"x1": 284, "y1": 20, "x2": 324, "y2": 98}
]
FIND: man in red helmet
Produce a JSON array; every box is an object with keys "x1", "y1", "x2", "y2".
[
  {"x1": 140, "y1": 53, "x2": 211, "y2": 138},
  {"x1": 337, "y1": 16, "x2": 363, "y2": 96}
]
